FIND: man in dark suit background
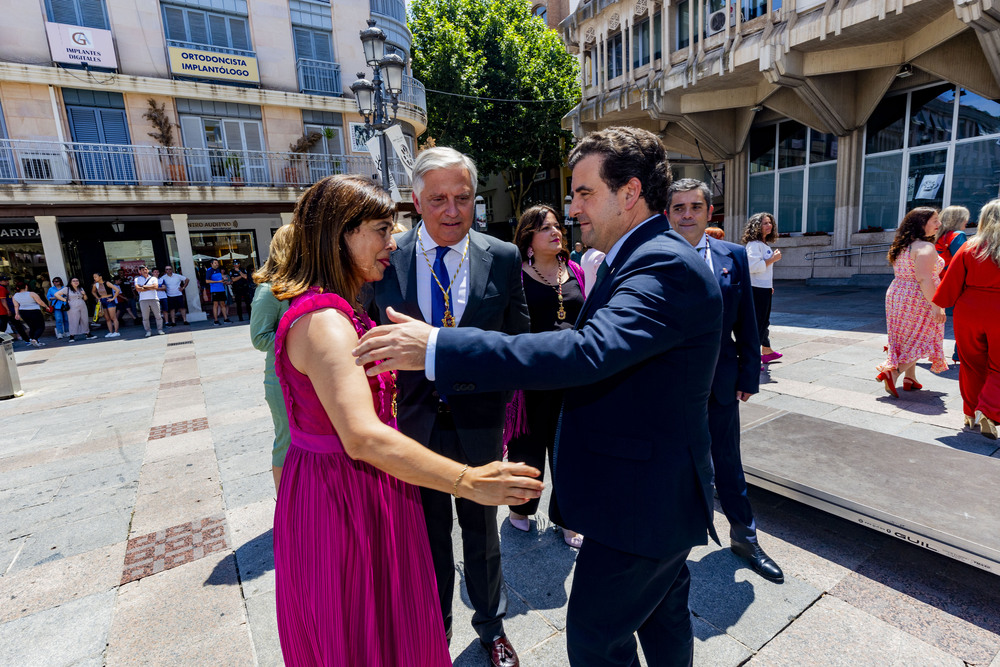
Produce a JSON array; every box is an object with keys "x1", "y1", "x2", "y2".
[
  {"x1": 666, "y1": 178, "x2": 784, "y2": 583},
  {"x1": 372, "y1": 147, "x2": 529, "y2": 667},
  {"x1": 356, "y1": 127, "x2": 724, "y2": 666}
]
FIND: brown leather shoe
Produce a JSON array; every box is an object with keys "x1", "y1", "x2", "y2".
[{"x1": 482, "y1": 636, "x2": 519, "y2": 667}]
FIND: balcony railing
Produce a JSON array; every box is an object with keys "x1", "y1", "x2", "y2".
[
  {"x1": 370, "y1": 0, "x2": 406, "y2": 23},
  {"x1": 0, "y1": 139, "x2": 411, "y2": 189},
  {"x1": 400, "y1": 75, "x2": 426, "y2": 112},
  {"x1": 297, "y1": 58, "x2": 342, "y2": 96}
]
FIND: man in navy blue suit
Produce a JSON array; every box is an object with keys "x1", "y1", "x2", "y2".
[
  {"x1": 666, "y1": 179, "x2": 783, "y2": 583},
  {"x1": 355, "y1": 127, "x2": 724, "y2": 666}
]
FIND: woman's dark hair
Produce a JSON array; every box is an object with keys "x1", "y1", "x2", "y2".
[
  {"x1": 271, "y1": 175, "x2": 395, "y2": 303},
  {"x1": 888, "y1": 207, "x2": 938, "y2": 264},
  {"x1": 14, "y1": 281, "x2": 27, "y2": 291},
  {"x1": 514, "y1": 205, "x2": 567, "y2": 263},
  {"x1": 742, "y1": 212, "x2": 778, "y2": 244},
  {"x1": 68, "y1": 277, "x2": 83, "y2": 293},
  {"x1": 568, "y1": 127, "x2": 673, "y2": 213}
]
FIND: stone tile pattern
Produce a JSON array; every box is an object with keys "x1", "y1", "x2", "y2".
[
  {"x1": 121, "y1": 515, "x2": 228, "y2": 585},
  {"x1": 167, "y1": 340, "x2": 194, "y2": 347},
  {"x1": 16, "y1": 359, "x2": 47, "y2": 367},
  {"x1": 160, "y1": 378, "x2": 201, "y2": 390},
  {"x1": 148, "y1": 417, "x2": 209, "y2": 440}
]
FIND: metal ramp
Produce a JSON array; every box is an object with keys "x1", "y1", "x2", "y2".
[{"x1": 740, "y1": 403, "x2": 1000, "y2": 575}]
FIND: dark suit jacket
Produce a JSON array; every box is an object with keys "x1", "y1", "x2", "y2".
[
  {"x1": 433, "y1": 215, "x2": 724, "y2": 559},
  {"x1": 373, "y1": 226, "x2": 529, "y2": 464},
  {"x1": 709, "y1": 240, "x2": 760, "y2": 404}
]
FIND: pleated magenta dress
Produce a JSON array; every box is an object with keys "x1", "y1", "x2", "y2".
[{"x1": 272, "y1": 290, "x2": 451, "y2": 666}]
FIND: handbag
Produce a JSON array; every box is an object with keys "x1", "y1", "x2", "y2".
[{"x1": 93, "y1": 301, "x2": 101, "y2": 322}]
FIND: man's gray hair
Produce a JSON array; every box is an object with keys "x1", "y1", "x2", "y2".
[
  {"x1": 412, "y1": 147, "x2": 478, "y2": 199},
  {"x1": 667, "y1": 178, "x2": 713, "y2": 209}
]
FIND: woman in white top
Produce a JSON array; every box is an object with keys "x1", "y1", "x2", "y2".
[
  {"x1": 11, "y1": 281, "x2": 49, "y2": 347},
  {"x1": 743, "y1": 212, "x2": 783, "y2": 364}
]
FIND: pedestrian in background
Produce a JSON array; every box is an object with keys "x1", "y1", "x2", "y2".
[
  {"x1": 151, "y1": 269, "x2": 169, "y2": 323},
  {"x1": 250, "y1": 225, "x2": 294, "y2": 493},
  {"x1": 205, "y1": 259, "x2": 230, "y2": 325},
  {"x1": 134, "y1": 266, "x2": 165, "y2": 337},
  {"x1": 229, "y1": 260, "x2": 253, "y2": 321},
  {"x1": 569, "y1": 241, "x2": 584, "y2": 264},
  {"x1": 506, "y1": 204, "x2": 586, "y2": 548},
  {"x1": 744, "y1": 212, "x2": 783, "y2": 365},
  {"x1": 160, "y1": 265, "x2": 189, "y2": 326},
  {"x1": 12, "y1": 281, "x2": 49, "y2": 347},
  {"x1": 934, "y1": 199, "x2": 1000, "y2": 439},
  {"x1": 935, "y1": 205, "x2": 970, "y2": 363},
  {"x1": 55, "y1": 277, "x2": 96, "y2": 342},
  {"x1": 46, "y1": 277, "x2": 67, "y2": 340},
  {"x1": 115, "y1": 275, "x2": 138, "y2": 326},
  {"x1": 876, "y1": 207, "x2": 947, "y2": 397},
  {"x1": 92, "y1": 272, "x2": 121, "y2": 338},
  {"x1": 0, "y1": 275, "x2": 29, "y2": 342}
]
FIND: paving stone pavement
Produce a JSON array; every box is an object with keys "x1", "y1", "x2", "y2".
[{"x1": 0, "y1": 282, "x2": 997, "y2": 667}]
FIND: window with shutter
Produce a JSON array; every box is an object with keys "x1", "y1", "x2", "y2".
[
  {"x1": 78, "y1": 0, "x2": 108, "y2": 29},
  {"x1": 293, "y1": 27, "x2": 314, "y2": 60},
  {"x1": 45, "y1": 0, "x2": 109, "y2": 28},
  {"x1": 312, "y1": 31, "x2": 332, "y2": 62},
  {"x1": 187, "y1": 10, "x2": 209, "y2": 45},
  {"x1": 208, "y1": 13, "x2": 228, "y2": 48},
  {"x1": 0, "y1": 101, "x2": 13, "y2": 182},
  {"x1": 229, "y1": 17, "x2": 249, "y2": 51},
  {"x1": 67, "y1": 106, "x2": 134, "y2": 184},
  {"x1": 163, "y1": 6, "x2": 186, "y2": 40}
]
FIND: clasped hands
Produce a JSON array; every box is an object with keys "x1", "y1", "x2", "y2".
[{"x1": 353, "y1": 307, "x2": 433, "y2": 376}]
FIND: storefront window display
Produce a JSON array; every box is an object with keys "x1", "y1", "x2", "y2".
[
  {"x1": 166, "y1": 230, "x2": 259, "y2": 273},
  {"x1": 104, "y1": 240, "x2": 156, "y2": 279},
  {"x1": 862, "y1": 84, "x2": 1000, "y2": 229},
  {"x1": 0, "y1": 223, "x2": 46, "y2": 293}
]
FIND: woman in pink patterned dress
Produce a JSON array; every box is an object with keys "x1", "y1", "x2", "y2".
[
  {"x1": 876, "y1": 207, "x2": 948, "y2": 397},
  {"x1": 269, "y1": 175, "x2": 543, "y2": 666}
]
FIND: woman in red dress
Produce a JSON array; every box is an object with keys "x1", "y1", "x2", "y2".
[{"x1": 933, "y1": 199, "x2": 1000, "y2": 439}]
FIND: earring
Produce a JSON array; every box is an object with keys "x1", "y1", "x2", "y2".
[{"x1": 527, "y1": 247, "x2": 534, "y2": 264}]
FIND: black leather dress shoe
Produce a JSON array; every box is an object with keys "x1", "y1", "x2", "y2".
[
  {"x1": 482, "y1": 636, "x2": 519, "y2": 667},
  {"x1": 731, "y1": 540, "x2": 784, "y2": 583}
]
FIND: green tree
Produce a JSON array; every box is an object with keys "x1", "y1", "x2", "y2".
[{"x1": 409, "y1": 0, "x2": 580, "y2": 217}]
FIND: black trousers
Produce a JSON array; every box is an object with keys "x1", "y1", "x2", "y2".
[
  {"x1": 18, "y1": 310, "x2": 45, "y2": 340},
  {"x1": 708, "y1": 395, "x2": 757, "y2": 543},
  {"x1": 567, "y1": 539, "x2": 693, "y2": 667},
  {"x1": 419, "y1": 413, "x2": 507, "y2": 644},
  {"x1": 751, "y1": 286, "x2": 772, "y2": 348},
  {"x1": 506, "y1": 389, "x2": 565, "y2": 524},
  {"x1": 233, "y1": 289, "x2": 252, "y2": 320}
]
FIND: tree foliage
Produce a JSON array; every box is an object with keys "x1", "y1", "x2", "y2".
[{"x1": 409, "y1": 0, "x2": 580, "y2": 215}]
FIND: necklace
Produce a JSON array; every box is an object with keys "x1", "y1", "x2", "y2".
[
  {"x1": 529, "y1": 257, "x2": 566, "y2": 321},
  {"x1": 417, "y1": 225, "x2": 469, "y2": 327},
  {"x1": 390, "y1": 369, "x2": 397, "y2": 419}
]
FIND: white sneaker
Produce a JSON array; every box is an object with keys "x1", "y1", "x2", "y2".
[
  {"x1": 111, "y1": 332, "x2": 121, "y2": 337},
  {"x1": 157, "y1": 330, "x2": 165, "y2": 335},
  {"x1": 29, "y1": 339, "x2": 41, "y2": 347},
  {"x1": 104, "y1": 333, "x2": 113, "y2": 338},
  {"x1": 55, "y1": 332, "x2": 63, "y2": 339},
  {"x1": 144, "y1": 331, "x2": 151, "y2": 338}
]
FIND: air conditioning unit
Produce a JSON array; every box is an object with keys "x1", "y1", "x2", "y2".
[
  {"x1": 20, "y1": 152, "x2": 71, "y2": 184},
  {"x1": 705, "y1": 4, "x2": 736, "y2": 35}
]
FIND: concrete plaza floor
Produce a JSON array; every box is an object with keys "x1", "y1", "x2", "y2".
[{"x1": 0, "y1": 282, "x2": 998, "y2": 666}]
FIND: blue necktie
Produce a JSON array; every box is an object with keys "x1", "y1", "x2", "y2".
[{"x1": 431, "y1": 245, "x2": 451, "y2": 326}]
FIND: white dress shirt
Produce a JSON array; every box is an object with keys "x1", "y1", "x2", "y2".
[{"x1": 416, "y1": 224, "x2": 471, "y2": 326}]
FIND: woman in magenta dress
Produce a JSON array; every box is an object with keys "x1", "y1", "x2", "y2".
[
  {"x1": 876, "y1": 207, "x2": 948, "y2": 397},
  {"x1": 269, "y1": 175, "x2": 543, "y2": 665}
]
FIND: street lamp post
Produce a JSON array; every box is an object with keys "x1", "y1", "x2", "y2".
[{"x1": 350, "y1": 18, "x2": 405, "y2": 192}]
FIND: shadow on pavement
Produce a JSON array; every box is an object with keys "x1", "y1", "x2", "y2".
[{"x1": 205, "y1": 529, "x2": 274, "y2": 586}]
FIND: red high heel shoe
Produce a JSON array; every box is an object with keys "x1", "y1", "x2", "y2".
[
  {"x1": 902, "y1": 378, "x2": 922, "y2": 391},
  {"x1": 876, "y1": 371, "x2": 899, "y2": 398}
]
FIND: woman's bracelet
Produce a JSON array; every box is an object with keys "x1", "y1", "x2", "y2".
[{"x1": 452, "y1": 464, "x2": 470, "y2": 498}]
